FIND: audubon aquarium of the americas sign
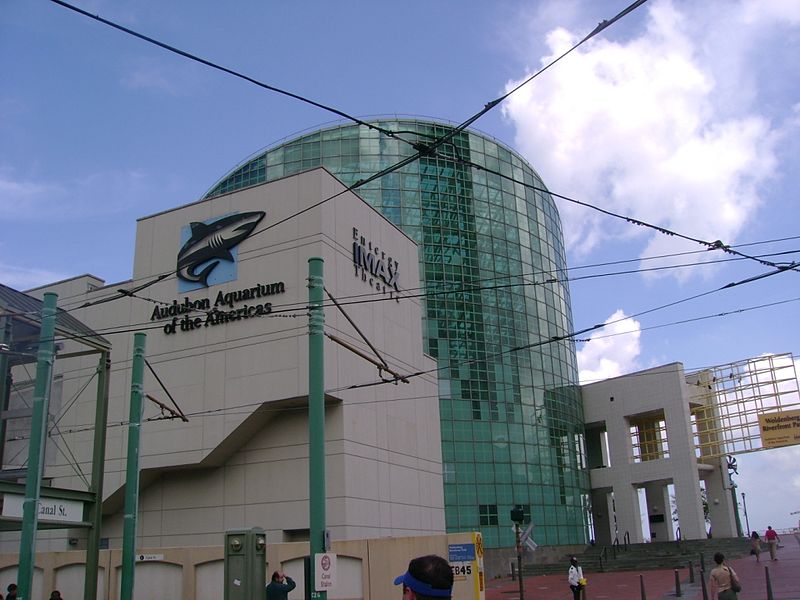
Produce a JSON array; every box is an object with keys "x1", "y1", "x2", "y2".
[
  {"x1": 150, "y1": 210, "x2": 286, "y2": 335},
  {"x1": 352, "y1": 227, "x2": 400, "y2": 302},
  {"x1": 150, "y1": 283, "x2": 286, "y2": 335}
]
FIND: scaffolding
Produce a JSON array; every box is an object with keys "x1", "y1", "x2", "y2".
[{"x1": 688, "y1": 353, "x2": 800, "y2": 460}]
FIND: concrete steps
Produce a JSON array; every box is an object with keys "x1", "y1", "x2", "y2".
[{"x1": 522, "y1": 537, "x2": 751, "y2": 575}]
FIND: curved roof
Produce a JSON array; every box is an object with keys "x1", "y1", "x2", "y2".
[
  {"x1": 202, "y1": 117, "x2": 547, "y2": 201},
  {"x1": 0, "y1": 283, "x2": 110, "y2": 358}
]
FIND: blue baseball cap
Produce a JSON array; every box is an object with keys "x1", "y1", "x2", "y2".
[{"x1": 393, "y1": 571, "x2": 452, "y2": 598}]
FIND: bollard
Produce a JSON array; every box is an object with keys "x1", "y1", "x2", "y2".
[
  {"x1": 699, "y1": 553, "x2": 706, "y2": 573},
  {"x1": 674, "y1": 568, "x2": 682, "y2": 597},
  {"x1": 510, "y1": 561, "x2": 516, "y2": 581},
  {"x1": 700, "y1": 570, "x2": 708, "y2": 600},
  {"x1": 639, "y1": 574, "x2": 647, "y2": 600},
  {"x1": 766, "y1": 565, "x2": 774, "y2": 600},
  {"x1": 688, "y1": 560, "x2": 695, "y2": 583}
]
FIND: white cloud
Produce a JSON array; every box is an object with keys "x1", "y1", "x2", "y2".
[
  {"x1": 0, "y1": 263, "x2": 69, "y2": 291},
  {"x1": 736, "y1": 446, "x2": 800, "y2": 531},
  {"x1": 502, "y1": 0, "x2": 797, "y2": 279},
  {"x1": 121, "y1": 60, "x2": 181, "y2": 96},
  {"x1": 0, "y1": 170, "x2": 65, "y2": 215},
  {"x1": 0, "y1": 167, "x2": 147, "y2": 221},
  {"x1": 577, "y1": 309, "x2": 641, "y2": 383}
]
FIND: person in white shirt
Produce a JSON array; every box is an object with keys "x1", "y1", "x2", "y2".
[{"x1": 568, "y1": 556, "x2": 584, "y2": 600}]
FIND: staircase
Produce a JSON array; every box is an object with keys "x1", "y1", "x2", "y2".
[{"x1": 523, "y1": 537, "x2": 751, "y2": 576}]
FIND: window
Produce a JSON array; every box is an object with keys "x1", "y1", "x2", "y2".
[{"x1": 479, "y1": 504, "x2": 498, "y2": 526}]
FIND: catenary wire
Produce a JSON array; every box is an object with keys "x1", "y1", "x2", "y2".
[
  {"x1": 31, "y1": 234, "x2": 800, "y2": 316},
  {"x1": 21, "y1": 242, "x2": 800, "y2": 348},
  {"x1": 21, "y1": 346, "x2": 800, "y2": 440},
  {"x1": 331, "y1": 264, "x2": 797, "y2": 391},
  {"x1": 53, "y1": 0, "x2": 651, "y2": 311},
  {"x1": 48, "y1": 0, "x2": 408, "y2": 144},
  {"x1": 45, "y1": 223, "x2": 800, "y2": 321}
]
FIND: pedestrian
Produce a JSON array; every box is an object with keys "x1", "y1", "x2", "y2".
[
  {"x1": 765, "y1": 525, "x2": 780, "y2": 561},
  {"x1": 5, "y1": 584, "x2": 16, "y2": 600},
  {"x1": 568, "y1": 556, "x2": 585, "y2": 600},
  {"x1": 709, "y1": 552, "x2": 740, "y2": 599},
  {"x1": 750, "y1": 530, "x2": 761, "y2": 562},
  {"x1": 265, "y1": 570, "x2": 295, "y2": 600},
  {"x1": 394, "y1": 554, "x2": 454, "y2": 599}
]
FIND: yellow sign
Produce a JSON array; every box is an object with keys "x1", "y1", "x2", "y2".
[
  {"x1": 758, "y1": 409, "x2": 800, "y2": 449},
  {"x1": 472, "y1": 532, "x2": 485, "y2": 599}
]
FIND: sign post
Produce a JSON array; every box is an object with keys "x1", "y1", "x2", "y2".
[
  {"x1": 121, "y1": 333, "x2": 146, "y2": 600},
  {"x1": 510, "y1": 507, "x2": 525, "y2": 600},
  {"x1": 448, "y1": 533, "x2": 485, "y2": 600},
  {"x1": 17, "y1": 292, "x2": 58, "y2": 600},
  {"x1": 308, "y1": 258, "x2": 327, "y2": 600}
]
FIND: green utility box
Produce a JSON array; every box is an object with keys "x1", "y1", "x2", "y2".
[{"x1": 224, "y1": 528, "x2": 266, "y2": 600}]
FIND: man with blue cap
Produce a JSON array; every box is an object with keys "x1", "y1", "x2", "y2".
[{"x1": 394, "y1": 554, "x2": 454, "y2": 599}]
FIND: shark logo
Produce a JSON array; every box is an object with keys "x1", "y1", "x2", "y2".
[{"x1": 176, "y1": 211, "x2": 265, "y2": 288}]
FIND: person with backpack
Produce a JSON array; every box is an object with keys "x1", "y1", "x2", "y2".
[{"x1": 709, "y1": 552, "x2": 740, "y2": 599}]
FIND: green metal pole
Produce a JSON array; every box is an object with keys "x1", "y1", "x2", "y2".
[
  {"x1": 18, "y1": 292, "x2": 58, "y2": 600},
  {"x1": 0, "y1": 314, "x2": 13, "y2": 467},
  {"x1": 121, "y1": 333, "x2": 146, "y2": 600},
  {"x1": 84, "y1": 352, "x2": 111, "y2": 600},
  {"x1": 307, "y1": 257, "x2": 327, "y2": 600},
  {"x1": 729, "y1": 482, "x2": 743, "y2": 537}
]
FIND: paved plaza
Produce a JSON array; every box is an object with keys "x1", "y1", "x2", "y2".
[{"x1": 485, "y1": 533, "x2": 800, "y2": 600}]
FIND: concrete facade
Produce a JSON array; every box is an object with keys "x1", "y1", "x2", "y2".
[
  {"x1": 582, "y1": 362, "x2": 738, "y2": 544},
  {"x1": 2, "y1": 168, "x2": 443, "y2": 552}
]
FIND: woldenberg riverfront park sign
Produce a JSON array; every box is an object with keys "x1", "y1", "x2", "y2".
[
  {"x1": 758, "y1": 408, "x2": 800, "y2": 449},
  {"x1": 150, "y1": 281, "x2": 286, "y2": 335}
]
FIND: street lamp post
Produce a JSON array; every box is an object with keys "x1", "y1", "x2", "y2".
[
  {"x1": 511, "y1": 506, "x2": 524, "y2": 600},
  {"x1": 741, "y1": 492, "x2": 750, "y2": 536}
]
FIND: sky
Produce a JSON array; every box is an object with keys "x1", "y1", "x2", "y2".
[{"x1": 1, "y1": 1, "x2": 799, "y2": 532}]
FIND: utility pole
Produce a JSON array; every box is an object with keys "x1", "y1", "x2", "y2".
[
  {"x1": 121, "y1": 333, "x2": 146, "y2": 600},
  {"x1": 17, "y1": 292, "x2": 58, "y2": 600},
  {"x1": 511, "y1": 506, "x2": 524, "y2": 600},
  {"x1": 741, "y1": 492, "x2": 750, "y2": 536},
  {"x1": 307, "y1": 258, "x2": 327, "y2": 600},
  {"x1": 727, "y1": 456, "x2": 743, "y2": 537}
]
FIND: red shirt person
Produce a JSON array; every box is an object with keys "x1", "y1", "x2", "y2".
[{"x1": 764, "y1": 526, "x2": 781, "y2": 561}]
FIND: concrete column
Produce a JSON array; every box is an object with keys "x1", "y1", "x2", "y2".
[
  {"x1": 656, "y1": 375, "x2": 705, "y2": 541},
  {"x1": 704, "y1": 459, "x2": 737, "y2": 538},
  {"x1": 591, "y1": 489, "x2": 613, "y2": 545},
  {"x1": 612, "y1": 484, "x2": 643, "y2": 543}
]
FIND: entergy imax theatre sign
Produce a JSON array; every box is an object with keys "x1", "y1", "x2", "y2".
[
  {"x1": 352, "y1": 227, "x2": 400, "y2": 302},
  {"x1": 150, "y1": 211, "x2": 286, "y2": 335}
]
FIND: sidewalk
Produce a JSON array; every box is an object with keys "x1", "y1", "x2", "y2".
[
  {"x1": 485, "y1": 534, "x2": 800, "y2": 600},
  {"x1": 687, "y1": 533, "x2": 800, "y2": 600}
]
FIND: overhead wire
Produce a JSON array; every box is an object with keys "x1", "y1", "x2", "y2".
[
  {"x1": 17, "y1": 346, "x2": 800, "y2": 441},
  {"x1": 330, "y1": 264, "x2": 799, "y2": 392},
  {"x1": 48, "y1": 0, "x2": 406, "y2": 143},
  {"x1": 28, "y1": 1, "x2": 797, "y2": 410},
  {"x1": 23, "y1": 238, "x2": 800, "y2": 348},
  {"x1": 45, "y1": 233, "x2": 800, "y2": 319},
  {"x1": 47, "y1": 0, "x2": 653, "y2": 311},
  {"x1": 454, "y1": 151, "x2": 799, "y2": 271}
]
